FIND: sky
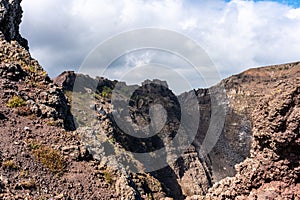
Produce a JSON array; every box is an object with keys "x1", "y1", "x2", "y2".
[{"x1": 20, "y1": 0, "x2": 300, "y2": 93}]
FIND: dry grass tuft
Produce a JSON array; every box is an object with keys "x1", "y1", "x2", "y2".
[{"x1": 33, "y1": 145, "x2": 65, "y2": 174}]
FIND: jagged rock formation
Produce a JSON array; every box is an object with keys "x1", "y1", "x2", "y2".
[
  {"x1": 204, "y1": 63, "x2": 300, "y2": 199},
  {"x1": 55, "y1": 73, "x2": 176, "y2": 199},
  {"x1": 0, "y1": 0, "x2": 73, "y2": 130},
  {"x1": 0, "y1": 33, "x2": 75, "y2": 131},
  {"x1": 0, "y1": 0, "x2": 28, "y2": 49},
  {"x1": 54, "y1": 60, "x2": 300, "y2": 200},
  {"x1": 53, "y1": 70, "x2": 116, "y2": 93},
  {"x1": 0, "y1": 0, "x2": 299, "y2": 199}
]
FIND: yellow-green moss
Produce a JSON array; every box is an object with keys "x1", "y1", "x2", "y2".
[
  {"x1": 101, "y1": 86, "x2": 112, "y2": 98},
  {"x1": 103, "y1": 169, "x2": 115, "y2": 184},
  {"x1": 6, "y1": 95, "x2": 26, "y2": 108},
  {"x1": 29, "y1": 142, "x2": 40, "y2": 150}
]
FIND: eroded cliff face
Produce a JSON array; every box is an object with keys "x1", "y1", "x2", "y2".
[
  {"x1": 1, "y1": 0, "x2": 299, "y2": 199},
  {"x1": 51, "y1": 43, "x2": 300, "y2": 200},
  {"x1": 204, "y1": 63, "x2": 300, "y2": 199}
]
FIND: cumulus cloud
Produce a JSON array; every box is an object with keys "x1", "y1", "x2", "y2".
[
  {"x1": 102, "y1": 49, "x2": 205, "y2": 93},
  {"x1": 20, "y1": 0, "x2": 300, "y2": 91}
]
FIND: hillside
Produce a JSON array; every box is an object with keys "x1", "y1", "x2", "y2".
[{"x1": 0, "y1": 0, "x2": 299, "y2": 199}]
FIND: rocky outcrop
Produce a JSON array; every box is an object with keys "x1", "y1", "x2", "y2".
[
  {"x1": 0, "y1": 39, "x2": 116, "y2": 199},
  {"x1": 0, "y1": 0, "x2": 28, "y2": 49},
  {"x1": 0, "y1": 34, "x2": 75, "y2": 130},
  {"x1": 204, "y1": 62, "x2": 300, "y2": 199},
  {"x1": 56, "y1": 62, "x2": 300, "y2": 199},
  {"x1": 53, "y1": 70, "x2": 116, "y2": 93},
  {"x1": 0, "y1": 0, "x2": 75, "y2": 131},
  {"x1": 1, "y1": 0, "x2": 300, "y2": 199}
]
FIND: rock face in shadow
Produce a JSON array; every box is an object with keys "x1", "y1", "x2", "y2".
[{"x1": 0, "y1": 0, "x2": 28, "y2": 49}]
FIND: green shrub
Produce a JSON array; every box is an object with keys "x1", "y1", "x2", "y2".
[
  {"x1": 103, "y1": 169, "x2": 114, "y2": 184},
  {"x1": 101, "y1": 86, "x2": 112, "y2": 97},
  {"x1": 30, "y1": 65, "x2": 36, "y2": 73},
  {"x1": 7, "y1": 95, "x2": 26, "y2": 108}
]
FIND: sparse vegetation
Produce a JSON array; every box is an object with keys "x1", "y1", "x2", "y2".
[
  {"x1": 26, "y1": 79, "x2": 37, "y2": 87},
  {"x1": 19, "y1": 168, "x2": 29, "y2": 178},
  {"x1": 93, "y1": 93, "x2": 102, "y2": 100},
  {"x1": 29, "y1": 65, "x2": 36, "y2": 73},
  {"x1": 64, "y1": 90, "x2": 73, "y2": 103},
  {"x1": 101, "y1": 86, "x2": 112, "y2": 98},
  {"x1": 2, "y1": 160, "x2": 19, "y2": 170},
  {"x1": 40, "y1": 70, "x2": 47, "y2": 77},
  {"x1": 16, "y1": 179, "x2": 36, "y2": 189},
  {"x1": 103, "y1": 169, "x2": 114, "y2": 184},
  {"x1": 29, "y1": 142, "x2": 40, "y2": 150},
  {"x1": 46, "y1": 119, "x2": 62, "y2": 127},
  {"x1": 46, "y1": 120, "x2": 56, "y2": 126},
  {"x1": 147, "y1": 193, "x2": 154, "y2": 200},
  {"x1": 33, "y1": 145, "x2": 65, "y2": 174},
  {"x1": 6, "y1": 95, "x2": 26, "y2": 108},
  {"x1": 108, "y1": 137, "x2": 115, "y2": 144}
]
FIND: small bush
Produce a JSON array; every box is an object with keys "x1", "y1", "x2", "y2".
[
  {"x1": 46, "y1": 120, "x2": 62, "y2": 127},
  {"x1": 33, "y1": 145, "x2": 65, "y2": 174},
  {"x1": 101, "y1": 86, "x2": 112, "y2": 98},
  {"x1": 103, "y1": 169, "x2": 114, "y2": 184},
  {"x1": 2, "y1": 160, "x2": 19, "y2": 170},
  {"x1": 64, "y1": 91, "x2": 73, "y2": 103},
  {"x1": 7, "y1": 95, "x2": 26, "y2": 108},
  {"x1": 108, "y1": 137, "x2": 115, "y2": 144},
  {"x1": 19, "y1": 168, "x2": 29, "y2": 178},
  {"x1": 147, "y1": 193, "x2": 154, "y2": 200},
  {"x1": 93, "y1": 93, "x2": 102, "y2": 100}
]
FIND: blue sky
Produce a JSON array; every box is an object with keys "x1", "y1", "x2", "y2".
[
  {"x1": 225, "y1": 0, "x2": 300, "y2": 7},
  {"x1": 20, "y1": 0, "x2": 300, "y2": 93},
  {"x1": 259, "y1": 0, "x2": 300, "y2": 7}
]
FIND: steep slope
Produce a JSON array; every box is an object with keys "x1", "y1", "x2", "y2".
[
  {"x1": 53, "y1": 57, "x2": 300, "y2": 200},
  {"x1": 0, "y1": 1, "x2": 121, "y2": 199},
  {"x1": 203, "y1": 63, "x2": 300, "y2": 199},
  {"x1": 1, "y1": 0, "x2": 300, "y2": 199}
]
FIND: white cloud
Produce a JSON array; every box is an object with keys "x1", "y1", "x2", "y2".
[
  {"x1": 125, "y1": 51, "x2": 154, "y2": 68},
  {"x1": 20, "y1": 0, "x2": 300, "y2": 90}
]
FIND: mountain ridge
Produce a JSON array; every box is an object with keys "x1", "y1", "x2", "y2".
[{"x1": 0, "y1": 0, "x2": 299, "y2": 199}]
